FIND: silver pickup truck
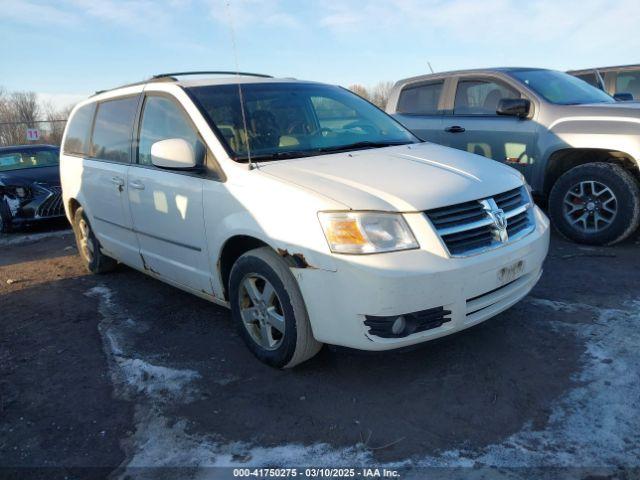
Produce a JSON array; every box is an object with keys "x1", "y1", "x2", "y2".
[{"x1": 386, "y1": 68, "x2": 640, "y2": 245}]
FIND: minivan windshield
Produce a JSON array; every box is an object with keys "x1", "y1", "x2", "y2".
[
  {"x1": 0, "y1": 148, "x2": 59, "y2": 172},
  {"x1": 187, "y1": 82, "x2": 418, "y2": 162},
  {"x1": 509, "y1": 69, "x2": 615, "y2": 105}
]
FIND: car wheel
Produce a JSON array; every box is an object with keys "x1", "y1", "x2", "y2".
[
  {"x1": 229, "y1": 247, "x2": 322, "y2": 368},
  {"x1": 549, "y1": 162, "x2": 640, "y2": 245},
  {"x1": 72, "y1": 207, "x2": 117, "y2": 274},
  {"x1": 0, "y1": 198, "x2": 13, "y2": 233}
]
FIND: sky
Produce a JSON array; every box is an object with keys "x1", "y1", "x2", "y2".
[{"x1": 1, "y1": 0, "x2": 639, "y2": 110}]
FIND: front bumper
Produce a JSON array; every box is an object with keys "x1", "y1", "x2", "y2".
[
  {"x1": 3, "y1": 185, "x2": 65, "y2": 225},
  {"x1": 294, "y1": 206, "x2": 550, "y2": 350}
]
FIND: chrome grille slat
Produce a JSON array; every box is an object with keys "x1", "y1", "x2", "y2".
[
  {"x1": 36, "y1": 186, "x2": 64, "y2": 218},
  {"x1": 494, "y1": 189, "x2": 522, "y2": 210},
  {"x1": 425, "y1": 186, "x2": 535, "y2": 257},
  {"x1": 430, "y1": 208, "x2": 487, "y2": 229}
]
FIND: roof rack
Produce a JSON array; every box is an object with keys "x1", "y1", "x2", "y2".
[
  {"x1": 93, "y1": 71, "x2": 273, "y2": 96},
  {"x1": 152, "y1": 71, "x2": 273, "y2": 79}
]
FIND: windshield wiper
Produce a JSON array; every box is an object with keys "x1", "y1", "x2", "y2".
[
  {"x1": 235, "y1": 150, "x2": 321, "y2": 162},
  {"x1": 235, "y1": 141, "x2": 414, "y2": 162},
  {"x1": 315, "y1": 140, "x2": 413, "y2": 154}
]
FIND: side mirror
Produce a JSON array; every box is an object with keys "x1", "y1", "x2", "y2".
[
  {"x1": 497, "y1": 98, "x2": 531, "y2": 118},
  {"x1": 150, "y1": 138, "x2": 203, "y2": 170},
  {"x1": 613, "y1": 92, "x2": 634, "y2": 102}
]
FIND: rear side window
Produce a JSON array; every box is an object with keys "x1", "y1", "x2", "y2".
[
  {"x1": 397, "y1": 82, "x2": 443, "y2": 115},
  {"x1": 63, "y1": 103, "x2": 96, "y2": 156},
  {"x1": 454, "y1": 79, "x2": 519, "y2": 115},
  {"x1": 91, "y1": 96, "x2": 138, "y2": 163}
]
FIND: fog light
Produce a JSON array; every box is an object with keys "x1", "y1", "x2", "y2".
[{"x1": 391, "y1": 316, "x2": 406, "y2": 335}]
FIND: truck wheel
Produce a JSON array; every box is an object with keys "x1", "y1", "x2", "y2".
[
  {"x1": 72, "y1": 207, "x2": 117, "y2": 274},
  {"x1": 229, "y1": 247, "x2": 322, "y2": 368},
  {"x1": 549, "y1": 162, "x2": 640, "y2": 245},
  {"x1": 0, "y1": 199, "x2": 13, "y2": 233}
]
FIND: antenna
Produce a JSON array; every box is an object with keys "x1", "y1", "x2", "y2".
[
  {"x1": 427, "y1": 61, "x2": 435, "y2": 74},
  {"x1": 225, "y1": 1, "x2": 255, "y2": 169}
]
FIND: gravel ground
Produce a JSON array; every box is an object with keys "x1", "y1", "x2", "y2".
[{"x1": 0, "y1": 226, "x2": 639, "y2": 479}]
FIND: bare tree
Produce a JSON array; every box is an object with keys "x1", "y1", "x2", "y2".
[
  {"x1": 369, "y1": 81, "x2": 395, "y2": 109},
  {"x1": 43, "y1": 102, "x2": 71, "y2": 145},
  {"x1": 0, "y1": 89, "x2": 73, "y2": 146},
  {"x1": 0, "y1": 90, "x2": 41, "y2": 146},
  {"x1": 348, "y1": 84, "x2": 371, "y2": 101},
  {"x1": 0, "y1": 88, "x2": 22, "y2": 146},
  {"x1": 11, "y1": 91, "x2": 40, "y2": 127}
]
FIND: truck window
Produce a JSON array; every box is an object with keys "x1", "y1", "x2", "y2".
[
  {"x1": 615, "y1": 72, "x2": 640, "y2": 98},
  {"x1": 454, "y1": 79, "x2": 519, "y2": 115},
  {"x1": 573, "y1": 73, "x2": 600, "y2": 89},
  {"x1": 397, "y1": 82, "x2": 443, "y2": 115}
]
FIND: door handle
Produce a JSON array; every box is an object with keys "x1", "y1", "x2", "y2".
[
  {"x1": 444, "y1": 125, "x2": 466, "y2": 133},
  {"x1": 110, "y1": 176, "x2": 125, "y2": 186},
  {"x1": 129, "y1": 180, "x2": 145, "y2": 190}
]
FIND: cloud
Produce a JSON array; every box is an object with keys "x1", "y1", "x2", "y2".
[
  {"x1": 207, "y1": 0, "x2": 303, "y2": 30},
  {"x1": 0, "y1": 0, "x2": 78, "y2": 26},
  {"x1": 66, "y1": 0, "x2": 174, "y2": 29},
  {"x1": 316, "y1": 0, "x2": 640, "y2": 48}
]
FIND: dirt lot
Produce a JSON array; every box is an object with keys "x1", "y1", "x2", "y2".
[{"x1": 1, "y1": 225, "x2": 639, "y2": 479}]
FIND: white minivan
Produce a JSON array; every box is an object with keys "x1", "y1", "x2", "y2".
[{"x1": 60, "y1": 72, "x2": 550, "y2": 368}]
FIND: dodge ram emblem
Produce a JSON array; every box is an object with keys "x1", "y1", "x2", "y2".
[{"x1": 488, "y1": 208, "x2": 509, "y2": 243}]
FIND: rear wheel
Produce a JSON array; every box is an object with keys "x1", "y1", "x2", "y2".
[
  {"x1": 229, "y1": 247, "x2": 322, "y2": 368},
  {"x1": 549, "y1": 162, "x2": 640, "y2": 245},
  {"x1": 72, "y1": 207, "x2": 117, "y2": 273}
]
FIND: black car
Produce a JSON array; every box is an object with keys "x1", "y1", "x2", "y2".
[{"x1": 0, "y1": 144, "x2": 65, "y2": 232}]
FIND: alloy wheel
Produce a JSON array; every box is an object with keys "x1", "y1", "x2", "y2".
[
  {"x1": 238, "y1": 274, "x2": 285, "y2": 350},
  {"x1": 563, "y1": 180, "x2": 617, "y2": 233}
]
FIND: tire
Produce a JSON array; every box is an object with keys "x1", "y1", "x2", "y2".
[
  {"x1": 549, "y1": 162, "x2": 640, "y2": 245},
  {"x1": 229, "y1": 247, "x2": 322, "y2": 368},
  {"x1": 72, "y1": 207, "x2": 117, "y2": 274},
  {"x1": 0, "y1": 198, "x2": 13, "y2": 233}
]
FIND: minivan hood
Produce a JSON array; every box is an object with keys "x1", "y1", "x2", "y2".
[{"x1": 258, "y1": 143, "x2": 523, "y2": 211}]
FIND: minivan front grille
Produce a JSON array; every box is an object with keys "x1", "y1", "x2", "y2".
[{"x1": 425, "y1": 186, "x2": 534, "y2": 257}]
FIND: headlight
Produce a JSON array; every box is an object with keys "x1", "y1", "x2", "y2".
[{"x1": 318, "y1": 211, "x2": 419, "y2": 254}]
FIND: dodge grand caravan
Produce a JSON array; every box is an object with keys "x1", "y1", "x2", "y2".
[{"x1": 60, "y1": 72, "x2": 550, "y2": 368}]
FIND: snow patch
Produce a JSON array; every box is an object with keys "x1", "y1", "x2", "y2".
[
  {"x1": 412, "y1": 298, "x2": 640, "y2": 468},
  {"x1": 90, "y1": 282, "x2": 640, "y2": 474},
  {"x1": 117, "y1": 358, "x2": 200, "y2": 402},
  {"x1": 87, "y1": 284, "x2": 199, "y2": 404},
  {"x1": 121, "y1": 412, "x2": 373, "y2": 470}
]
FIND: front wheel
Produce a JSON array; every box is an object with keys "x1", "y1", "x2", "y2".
[
  {"x1": 229, "y1": 247, "x2": 322, "y2": 368},
  {"x1": 549, "y1": 162, "x2": 640, "y2": 245}
]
